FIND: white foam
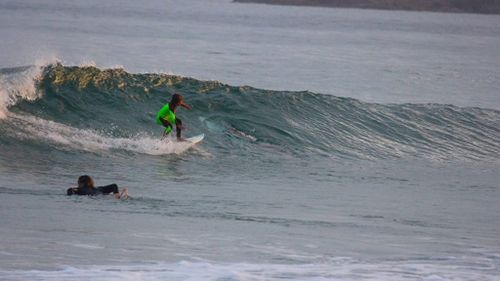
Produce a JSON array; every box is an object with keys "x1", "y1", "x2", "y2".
[
  {"x1": 33, "y1": 56, "x2": 62, "y2": 69},
  {"x1": 0, "y1": 258, "x2": 498, "y2": 281},
  {"x1": 78, "y1": 60, "x2": 97, "y2": 68},
  {"x1": 0, "y1": 56, "x2": 63, "y2": 119},
  {"x1": 4, "y1": 113, "x2": 200, "y2": 155},
  {"x1": 0, "y1": 67, "x2": 43, "y2": 119},
  {"x1": 0, "y1": 60, "x2": 201, "y2": 155}
]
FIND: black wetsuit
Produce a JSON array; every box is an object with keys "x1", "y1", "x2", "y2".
[{"x1": 68, "y1": 184, "x2": 119, "y2": 196}]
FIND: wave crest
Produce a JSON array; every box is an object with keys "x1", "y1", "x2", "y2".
[{"x1": 1, "y1": 63, "x2": 499, "y2": 161}]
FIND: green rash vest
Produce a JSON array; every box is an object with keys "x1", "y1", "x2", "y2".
[{"x1": 156, "y1": 103, "x2": 176, "y2": 132}]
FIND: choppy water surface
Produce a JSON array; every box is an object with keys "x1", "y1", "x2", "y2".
[{"x1": 0, "y1": 1, "x2": 499, "y2": 280}]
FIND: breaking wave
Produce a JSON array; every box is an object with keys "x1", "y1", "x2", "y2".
[{"x1": 1, "y1": 63, "x2": 499, "y2": 161}]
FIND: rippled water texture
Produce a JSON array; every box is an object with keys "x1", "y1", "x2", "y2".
[{"x1": 0, "y1": 0, "x2": 499, "y2": 280}]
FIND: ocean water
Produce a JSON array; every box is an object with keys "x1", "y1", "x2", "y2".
[{"x1": 1, "y1": 1, "x2": 500, "y2": 281}]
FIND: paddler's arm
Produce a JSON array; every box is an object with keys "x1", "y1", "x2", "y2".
[{"x1": 66, "y1": 187, "x2": 79, "y2": 195}]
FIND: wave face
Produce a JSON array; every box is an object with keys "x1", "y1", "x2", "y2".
[{"x1": 1, "y1": 63, "x2": 499, "y2": 161}]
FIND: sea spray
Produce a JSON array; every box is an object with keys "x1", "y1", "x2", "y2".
[
  {"x1": 0, "y1": 66, "x2": 43, "y2": 119},
  {"x1": 1, "y1": 63, "x2": 499, "y2": 161}
]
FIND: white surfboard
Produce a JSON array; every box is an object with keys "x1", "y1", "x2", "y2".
[
  {"x1": 184, "y1": 134, "x2": 205, "y2": 144},
  {"x1": 166, "y1": 134, "x2": 204, "y2": 154}
]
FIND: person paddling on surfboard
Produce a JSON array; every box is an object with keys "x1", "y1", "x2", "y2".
[
  {"x1": 66, "y1": 175, "x2": 128, "y2": 199},
  {"x1": 156, "y1": 93, "x2": 192, "y2": 141}
]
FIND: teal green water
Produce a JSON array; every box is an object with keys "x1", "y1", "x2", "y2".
[
  {"x1": 1, "y1": 0, "x2": 500, "y2": 279},
  {"x1": 0, "y1": 64, "x2": 499, "y2": 280},
  {"x1": 4, "y1": 64, "x2": 499, "y2": 161}
]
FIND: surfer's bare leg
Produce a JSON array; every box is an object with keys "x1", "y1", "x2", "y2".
[
  {"x1": 114, "y1": 187, "x2": 128, "y2": 199},
  {"x1": 119, "y1": 188, "x2": 128, "y2": 200},
  {"x1": 159, "y1": 118, "x2": 173, "y2": 139},
  {"x1": 175, "y1": 118, "x2": 184, "y2": 140}
]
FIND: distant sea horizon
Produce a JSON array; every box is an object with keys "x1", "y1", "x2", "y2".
[{"x1": 233, "y1": 0, "x2": 500, "y2": 14}]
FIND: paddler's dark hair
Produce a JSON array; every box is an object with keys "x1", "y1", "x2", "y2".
[
  {"x1": 170, "y1": 93, "x2": 184, "y2": 106},
  {"x1": 78, "y1": 175, "x2": 94, "y2": 188}
]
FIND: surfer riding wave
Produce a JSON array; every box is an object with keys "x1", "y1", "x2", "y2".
[{"x1": 156, "y1": 93, "x2": 192, "y2": 141}]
